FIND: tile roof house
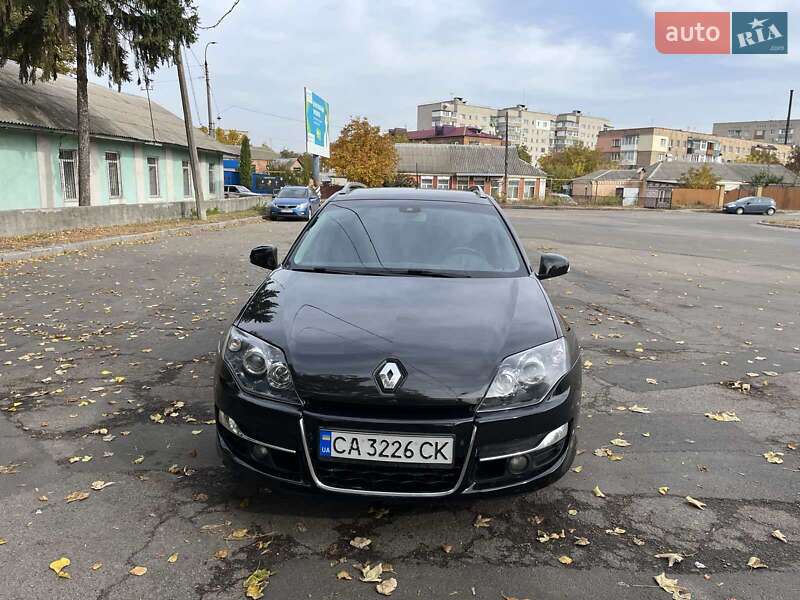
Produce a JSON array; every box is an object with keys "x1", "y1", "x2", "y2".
[
  {"x1": 395, "y1": 143, "x2": 547, "y2": 201},
  {"x1": 644, "y1": 161, "x2": 800, "y2": 188},
  {"x1": 406, "y1": 125, "x2": 503, "y2": 146},
  {"x1": 0, "y1": 60, "x2": 235, "y2": 211}
]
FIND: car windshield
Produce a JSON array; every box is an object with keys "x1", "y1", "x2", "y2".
[
  {"x1": 278, "y1": 188, "x2": 307, "y2": 198},
  {"x1": 287, "y1": 200, "x2": 526, "y2": 277}
]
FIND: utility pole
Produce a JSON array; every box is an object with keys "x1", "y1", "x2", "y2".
[
  {"x1": 204, "y1": 41, "x2": 217, "y2": 139},
  {"x1": 175, "y1": 44, "x2": 206, "y2": 221},
  {"x1": 503, "y1": 110, "x2": 509, "y2": 201},
  {"x1": 784, "y1": 89, "x2": 794, "y2": 146}
]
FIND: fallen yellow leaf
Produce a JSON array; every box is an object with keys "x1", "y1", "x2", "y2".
[
  {"x1": 772, "y1": 529, "x2": 788, "y2": 543},
  {"x1": 214, "y1": 548, "x2": 229, "y2": 560},
  {"x1": 359, "y1": 563, "x2": 384, "y2": 582},
  {"x1": 167, "y1": 552, "x2": 178, "y2": 563},
  {"x1": 558, "y1": 555, "x2": 573, "y2": 565},
  {"x1": 763, "y1": 451, "x2": 784, "y2": 464},
  {"x1": 574, "y1": 537, "x2": 590, "y2": 546},
  {"x1": 244, "y1": 568, "x2": 272, "y2": 599},
  {"x1": 336, "y1": 570, "x2": 352, "y2": 580},
  {"x1": 705, "y1": 411, "x2": 740, "y2": 422},
  {"x1": 654, "y1": 572, "x2": 690, "y2": 599},
  {"x1": 64, "y1": 490, "x2": 90, "y2": 503},
  {"x1": 441, "y1": 543, "x2": 453, "y2": 554},
  {"x1": 91, "y1": 562, "x2": 102, "y2": 571},
  {"x1": 228, "y1": 528, "x2": 249, "y2": 540},
  {"x1": 49, "y1": 557, "x2": 71, "y2": 578},
  {"x1": 655, "y1": 552, "x2": 684, "y2": 567},
  {"x1": 376, "y1": 577, "x2": 398, "y2": 596},
  {"x1": 129, "y1": 566, "x2": 147, "y2": 576},
  {"x1": 610, "y1": 438, "x2": 631, "y2": 447},
  {"x1": 473, "y1": 514, "x2": 492, "y2": 528},
  {"x1": 685, "y1": 496, "x2": 706, "y2": 510},
  {"x1": 572, "y1": 465, "x2": 583, "y2": 473},
  {"x1": 593, "y1": 485, "x2": 606, "y2": 498},
  {"x1": 349, "y1": 536, "x2": 371, "y2": 549},
  {"x1": 747, "y1": 556, "x2": 767, "y2": 569}
]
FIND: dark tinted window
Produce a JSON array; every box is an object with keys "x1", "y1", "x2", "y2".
[
  {"x1": 278, "y1": 187, "x2": 308, "y2": 198},
  {"x1": 288, "y1": 200, "x2": 526, "y2": 277}
]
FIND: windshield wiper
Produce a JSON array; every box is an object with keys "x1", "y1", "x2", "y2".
[
  {"x1": 290, "y1": 266, "x2": 359, "y2": 275},
  {"x1": 391, "y1": 268, "x2": 471, "y2": 278}
]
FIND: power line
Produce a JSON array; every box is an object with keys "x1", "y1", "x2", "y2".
[
  {"x1": 184, "y1": 57, "x2": 202, "y2": 125},
  {"x1": 199, "y1": 0, "x2": 241, "y2": 30},
  {"x1": 219, "y1": 104, "x2": 304, "y2": 123}
]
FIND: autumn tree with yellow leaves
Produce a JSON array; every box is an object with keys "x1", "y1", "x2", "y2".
[{"x1": 329, "y1": 118, "x2": 398, "y2": 187}]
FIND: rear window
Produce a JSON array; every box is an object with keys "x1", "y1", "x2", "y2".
[{"x1": 287, "y1": 200, "x2": 526, "y2": 277}]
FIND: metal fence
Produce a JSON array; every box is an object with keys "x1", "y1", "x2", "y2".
[{"x1": 640, "y1": 188, "x2": 672, "y2": 209}]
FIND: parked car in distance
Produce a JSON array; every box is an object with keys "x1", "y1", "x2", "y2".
[
  {"x1": 215, "y1": 188, "x2": 581, "y2": 498},
  {"x1": 723, "y1": 196, "x2": 776, "y2": 215},
  {"x1": 224, "y1": 185, "x2": 266, "y2": 198},
  {"x1": 267, "y1": 186, "x2": 320, "y2": 221},
  {"x1": 325, "y1": 181, "x2": 366, "y2": 202}
]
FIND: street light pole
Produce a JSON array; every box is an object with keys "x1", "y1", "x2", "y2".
[
  {"x1": 784, "y1": 89, "x2": 794, "y2": 146},
  {"x1": 204, "y1": 41, "x2": 217, "y2": 139},
  {"x1": 175, "y1": 44, "x2": 206, "y2": 220},
  {"x1": 503, "y1": 111, "x2": 509, "y2": 201}
]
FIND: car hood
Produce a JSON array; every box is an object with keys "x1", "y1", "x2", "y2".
[{"x1": 236, "y1": 270, "x2": 559, "y2": 408}]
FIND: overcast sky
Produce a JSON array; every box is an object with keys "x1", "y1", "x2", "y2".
[{"x1": 100, "y1": 0, "x2": 799, "y2": 152}]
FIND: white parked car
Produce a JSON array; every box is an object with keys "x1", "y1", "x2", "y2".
[{"x1": 224, "y1": 185, "x2": 266, "y2": 198}]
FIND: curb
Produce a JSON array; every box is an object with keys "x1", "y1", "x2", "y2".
[
  {"x1": 0, "y1": 216, "x2": 264, "y2": 263},
  {"x1": 758, "y1": 221, "x2": 800, "y2": 230},
  {"x1": 500, "y1": 204, "x2": 667, "y2": 212}
]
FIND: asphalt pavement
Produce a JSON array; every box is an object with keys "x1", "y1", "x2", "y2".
[{"x1": 0, "y1": 209, "x2": 798, "y2": 600}]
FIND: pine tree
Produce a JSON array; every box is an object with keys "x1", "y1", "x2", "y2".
[
  {"x1": 0, "y1": 1, "x2": 199, "y2": 206},
  {"x1": 238, "y1": 135, "x2": 252, "y2": 189}
]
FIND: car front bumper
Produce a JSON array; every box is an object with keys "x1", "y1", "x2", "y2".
[
  {"x1": 268, "y1": 205, "x2": 310, "y2": 219},
  {"x1": 214, "y1": 359, "x2": 581, "y2": 497}
]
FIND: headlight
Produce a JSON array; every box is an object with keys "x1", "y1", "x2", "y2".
[
  {"x1": 478, "y1": 338, "x2": 569, "y2": 411},
  {"x1": 296, "y1": 202, "x2": 309, "y2": 211},
  {"x1": 222, "y1": 326, "x2": 300, "y2": 404}
]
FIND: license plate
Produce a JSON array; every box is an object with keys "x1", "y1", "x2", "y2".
[
  {"x1": 319, "y1": 429, "x2": 453, "y2": 465},
  {"x1": 280, "y1": 208, "x2": 294, "y2": 213}
]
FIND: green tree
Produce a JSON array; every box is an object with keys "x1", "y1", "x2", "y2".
[
  {"x1": 748, "y1": 169, "x2": 784, "y2": 187},
  {"x1": 279, "y1": 148, "x2": 299, "y2": 158},
  {"x1": 238, "y1": 135, "x2": 252, "y2": 188},
  {"x1": 785, "y1": 146, "x2": 800, "y2": 174},
  {"x1": 517, "y1": 144, "x2": 532, "y2": 163},
  {"x1": 677, "y1": 165, "x2": 719, "y2": 189},
  {"x1": 739, "y1": 147, "x2": 780, "y2": 165},
  {"x1": 329, "y1": 117, "x2": 398, "y2": 187},
  {"x1": 0, "y1": 1, "x2": 198, "y2": 206},
  {"x1": 538, "y1": 143, "x2": 613, "y2": 189}
]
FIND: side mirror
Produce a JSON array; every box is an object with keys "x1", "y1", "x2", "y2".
[
  {"x1": 250, "y1": 245, "x2": 278, "y2": 270},
  {"x1": 537, "y1": 253, "x2": 570, "y2": 280}
]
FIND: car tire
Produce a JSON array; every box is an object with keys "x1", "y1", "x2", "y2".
[
  {"x1": 269, "y1": 215, "x2": 276, "y2": 221},
  {"x1": 766, "y1": 208, "x2": 775, "y2": 216},
  {"x1": 736, "y1": 207, "x2": 744, "y2": 215}
]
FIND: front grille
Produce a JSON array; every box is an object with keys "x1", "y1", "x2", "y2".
[{"x1": 314, "y1": 460, "x2": 462, "y2": 493}]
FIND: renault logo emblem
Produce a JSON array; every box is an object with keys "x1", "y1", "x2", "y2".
[{"x1": 375, "y1": 359, "x2": 406, "y2": 393}]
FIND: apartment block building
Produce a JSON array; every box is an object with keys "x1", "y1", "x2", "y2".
[
  {"x1": 712, "y1": 119, "x2": 799, "y2": 146},
  {"x1": 552, "y1": 111, "x2": 612, "y2": 151},
  {"x1": 597, "y1": 127, "x2": 793, "y2": 168},
  {"x1": 417, "y1": 98, "x2": 611, "y2": 164}
]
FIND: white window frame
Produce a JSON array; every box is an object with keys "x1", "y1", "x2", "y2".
[
  {"x1": 523, "y1": 180, "x2": 536, "y2": 198},
  {"x1": 182, "y1": 161, "x2": 192, "y2": 197},
  {"x1": 147, "y1": 157, "x2": 160, "y2": 197},
  {"x1": 420, "y1": 176, "x2": 434, "y2": 189},
  {"x1": 456, "y1": 176, "x2": 469, "y2": 190},
  {"x1": 436, "y1": 176, "x2": 449, "y2": 190},
  {"x1": 58, "y1": 149, "x2": 78, "y2": 205},
  {"x1": 208, "y1": 162, "x2": 217, "y2": 195},
  {"x1": 507, "y1": 179, "x2": 520, "y2": 200},
  {"x1": 105, "y1": 152, "x2": 122, "y2": 199}
]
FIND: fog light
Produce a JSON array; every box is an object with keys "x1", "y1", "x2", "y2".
[
  {"x1": 251, "y1": 445, "x2": 270, "y2": 461},
  {"x1": 508, "y1": 454, "x2": 530, "y2": 474}
]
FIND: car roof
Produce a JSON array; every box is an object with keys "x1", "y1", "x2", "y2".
[
  {"x1": 334, "y1": 187, "x2": 492, "y2": 205},
  {"x1": 280, "y1": 185, "x2": 308, "y2": 190}
]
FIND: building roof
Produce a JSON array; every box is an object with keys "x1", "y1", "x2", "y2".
[
  {"x1": 0, "y1": 61, "x2": 233, "y2": 154},
  {"x1": 644, "y1": 161, "x2": 800, "y2": 184},
  {"x1": 267, "y1": 157, "x2": 301, "y2": 170},
  {"x1": 395, "y1": 143, "x2": 546, "y2": 177},
  {"x1": 251, "y1": 145, "x2": 279, "y2": 160},
  {"x1": 407, "y1": 125, "x2": 501, "y2": 141},
  {"x1": 573, "y1": 168, "x2": 641, "y2": 182}
]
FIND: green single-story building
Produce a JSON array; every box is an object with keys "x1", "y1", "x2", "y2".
[{"x1": 0, "y1": 61, "x2": 235, "y2": 211}]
